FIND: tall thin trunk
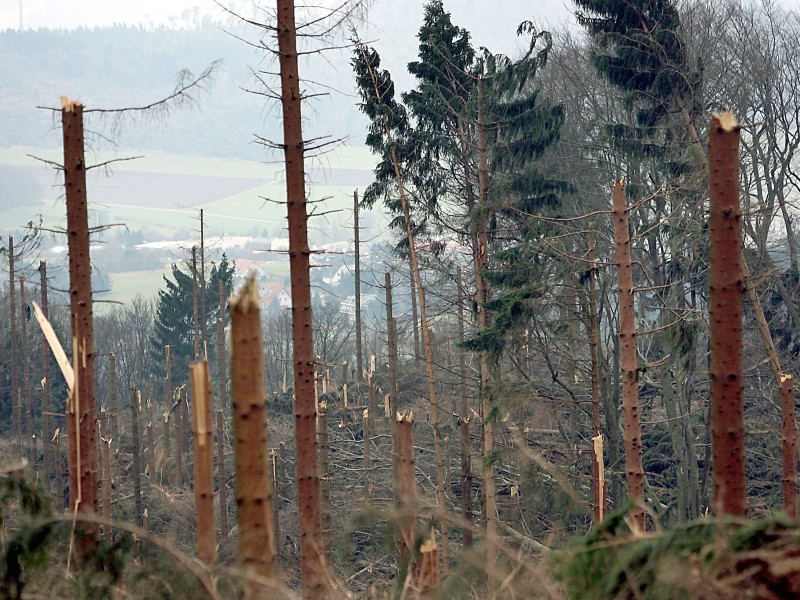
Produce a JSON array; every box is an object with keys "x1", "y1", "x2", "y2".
[
  {"x1": 192, "y1": 246, "x2": 199, "y2": 361},
  {"x1": 587, "y1": 236, "x2": 605, "y2": 523},
  {"x1": 190, "y1": 360, "x2": 216, "y2": 565},
  {"x1": 611, "y1": 179, "x2": 645, "y2": 530},
  {"x1": 231, "y1": 278, "x2": 274, "y2": 595},
  {"x1": 9, "y1": 236, "x2": 19, "y2": 456},
  {"x1": 62, "y1": 98, "x2": 99, "y2": 551},
  {"x1": 176, "y1": 387, "x2": 185, "y2": 488},
  {"x1": 20, "y1": 277, "x2": 33, "y2": 459},
  {"x1": 318, "y1": 402, "x2": 331, "y2": 561},
  {"x1": 101, "y1": 436, "x2": 112, "y2": 538},
  {"x1": 146, "y1": 399, "x2": 156, "y2": 481},
  {"x1": 780, "y1": 374, "x2": 797, "y2": 518},
  {"x1": 40, "y1": 261, "x2": 53, "y2": 486},
  {"x1": 109, "y1": 352, "x2": 119, "y2": 448},
  {"x1": 200, "y1": 209, "x2": 207, "y2": 351},
  {"x1": 476, "y1": 76, "x2": 496, "y2": 551},
  {"x1": 54, "y1": 433, "x2": 64, "y2": 510},
  {"x1": 708, "y1": 111, "x2": 746, "y2": 517},
  {"x1": 456, "y1": 268, "x2": 473, "y2": 546},
  {"x1": 130, "y1": 386, "x2": 143, "y2": 527},
  {"x1": 354, "y1": 190, "x2": 364, "y2": 384},
  {"x1": 385, "y1": 272, "x2": 399, "y2": 416},
  {"x1": 217, "y1": 280, "x2": 227, "y2": 410},
  {"x1": 363, "y1": 408, "x2": 371, "y2": 500},
  {"x1": 271, "y1": 449, "x2": 281, "y2": 572},
  {"x1": 276, "y1": 2, "x2": 324, "y2": 594},
  {"x1": 409, "y1": 258, "x2": 420, "y2": 363},
  {"x1": 216, "y1": 410, "x2": 229, "y2": 540}
]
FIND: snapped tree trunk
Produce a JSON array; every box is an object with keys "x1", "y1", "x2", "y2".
[
  {"x1": 230, "y1": 278, "x2": 275, "y2": 594},
  {"x1": 276, "y1": 1, "x2": 325, "y2": 594},
  {"x1": 708, "y1": 112, "x2": 746, "y2": 517},
  {"x1": 354, "y1": 190, "x2": 364, "y2": 384},
  {"x1": 780, "y1": 374, "x2": 797, "y2": 518},
  {"x1": 396, "y1": 411, "x2": 417, "y2": 573},
  {"x1": 587, "y1": 236, "x2": 605, "y2": 523},
  {"x1": 191, "y1": 360, "x2": 216, "y2": 565},
  {"x1": 216, "y1": 409, "x2": 229, "y2": 540},
  {"x1": 318, "y1": 402, "x2": 331, "y2": 562},
  {"x1": 62, "y1": 98, "x2": 99, "y2": 552},
  {"x1": 130, "y1": 387, "x2": 143, "y2": 527},
  {"x1": 611, "y1": 178, "x2": 645, "y2": 530},
  {"x1": 40, "y1": 261, "x2": 54, "y2": 487},
  {"x1": 8, "y1": 236, "x2": 19, "y2": 457}
]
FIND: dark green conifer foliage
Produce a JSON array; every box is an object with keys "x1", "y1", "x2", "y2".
[
  {"x1": 150, "y1": 254, "x2": 235, "y2": 385},
  {"x1": 574, "y1": 0, "x2": 702, "y2": 165}
]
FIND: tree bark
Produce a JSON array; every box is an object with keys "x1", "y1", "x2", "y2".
[
  {"x1": 396, "y1": 411, "x2": 417, "y2": 571},
  {"x1": 231, "y1": 278, "x2": 275, "y2": 593},
  {"x1": 62, "y1": 98, "x2": 99, "y2": 552},
  {"x1": 708, "y1": 111, "x2": 746, "y2": 517},
  {"x1": 192, "y1": 246, "x2": 200, "y2": 361},
  {"x1": 216, "y1": 409, "x2": 229, "y2": 541},
  {"x1": 318, "y1": 401, "x2": 331, "y2": 563},
  {"x1": 276, "y1": 1, "x2": 324, "y2": 594},
  {"x1": 587, "y1": 237, "x2": 605, "y2": 523},
  {"x1": 20, "y1": 277, "x2": 33, "y2": 459},
  {"x1": 780, "y1": 374, "x2": 797, "y2": 518},
  {"x1": 190, "y1": 360, "x2": 216, "y2": 565},
  {"x1": 130, "y1": 387, "x2": 143, "y2": 527},
  {"x1": 456, "y1": 267, "x2": 473, "y2": 546},
  {"x1": 40, "y1": 261, "x2": 54, "y2": 487},
  {"x1": 8, "y1": 236, "x2": 19, "y2": 457},
  {"x1": 611, "y1": 179, "x2": 645, "y2": 530},
  {"x1": 354, "y1": 190, "x2": 364, "y2": 384}
]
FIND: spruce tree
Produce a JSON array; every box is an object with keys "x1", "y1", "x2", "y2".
[{"x1": 150, "y1": 254, "x2": 235, "y2": 385}]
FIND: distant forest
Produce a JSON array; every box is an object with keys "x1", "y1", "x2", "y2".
[{"x1": 0, "y1": 21, "x2": 367, "y2": 159}]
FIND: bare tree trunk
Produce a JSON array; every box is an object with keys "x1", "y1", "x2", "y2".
[
  {"x1": 9, "y1": 236, "x2": 20, "y2": 457},
  {"x1": 217, "y1": 280, "x2": 227, "y2": 409},
  {"x1": 354, "y1": 190, "x2": 364, "y2": 385},
  {"x1": 708, "y1": 112, "x2": 746, "y2": 517},
  {"x1": 20, "y1": 277, "x2": 33, "y2": 460},
  {"x1": 62, "y1": 98, "x2": 99, "y2": 552},
  {"x1": 396, "y1": 411, "x2": 417, "y2": 572},
  {"x1": 108, "y1": 352, "x2": 119, "y2": 449},
  {"x1": 39, "y1": 261, "x2": 54, "y2": 486},
  {"x1": 363, "y1": 408, "x2": 371, "y2": 500},
  {"x1": 780, "y1": 374, "x2": 797, "y2": 518},
  {"x1": 476, "y1": 76, "x2": 496, "y2": 555},
  {"x1": 587, "y1": 236, "x2": 605, "y2": 523},
  {"x1": 417, "y1": 529, "x2": 441, "y2": 598},
  {"x1": 190, "y1": 360, "x2": 216, "y2": 565},
  {"x1": 192, "y1": 246, "x2": 200, "y2": 361},
  {"x1": 271, "y1": 448, "x2": 281, "y2": 573},
  {"x1": 54, "y1": 434, "x2": 64, "y2": 511},
  {"x1": 130, "y1": 387, "x2": 143, "y2": 527},
  {"x1": 216, "y1": 409, "x2": 229, "y2": 541},
  {"x1": 409, "y1": 259, "x2": 420, "y2": 364},
  {"x1": 101, "y1": 436, "x2": 112, "y2": 538},
  {"x1": 456, "y1": 267, "x2": 473, "y2": 546},
  {"x1": 385, "y1": 272, "x2": 399, "y2": 416},
  {"x1": 611, "y1": 178, "x2": 645, "y2": 530},
  {"x1": 231, "y1": 278, "x2": 274, "y2": 595},
  {"x1": 318, "y1": 402, "x2": 331, "y2": 562},
  {"x1": 176, "y1": 388, "x2": 185, "y2": 488},
  {"x1": 200, "y1": 209, "x2": 207, "y2": 351},
  {"x1": 276, "y1": 2, "x2": 324, "y2": 594},
  {"x1": 146, "y1": 399, "x2": 156, "y2": 481}
]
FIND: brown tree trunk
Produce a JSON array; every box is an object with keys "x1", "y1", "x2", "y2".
[
  {"x1": 409, "y1": 258, "x2": 421, "y2": 364},
  {"x1": 40, "y1": 261, "x2": 54, "y2": 486},
  {"x1": 271, "y1": 449, "x2": 281, "y2": 573},
  {"x1": 363, "y1": 408, "x2": 371, "y2": 500},
  {"x1": 417, "y1": 529, "x2": 441, "y2": 598},
  {"x1": 146, "y1": 399, "x2": 156, "y2": 481},
  {"x1": 708, "y1": 112, "x2": 746, "y2": 517},
  {"x1": 200, "y1": 209, "x2": 207, "y2": 351},
  {"x1": 354, "y1": 190, "x2": 364, "y2": 384},
  {"x1": 611, "y1": 178, "x2": 645, "y2": 530},
  {"x1": 396, "y1": 411, "x2": 417, "y2": 571},
  {"x1": 456, "y1": 267, "x2": 473, "y2": 546},
  {"x1": 62, "y1": 98, "x2": 99, "y2": 552},
  {"x1": 231, "y1": 278, "x2": 274, "y2": 595},
  {"x1": 780, "y1": 374, "x2": 797, "y2": 518},
  {"x1": 216, "y1": 409, "x2": 229, "y2": 540},
  {"x1": 54, "y1": 433, "x2": 64, "y2": 511},
  {"x1": 108, "y1": 351, "x2": 119, "y2": 448},
  {"x1": 176, "y1": 387, "x2": 185, "y2": 488},
  {"x1": 190, "y1": 360, "x2": 216, "y2": 565},
  {"x1": 276, "y1": 1, "x2": 324, "y2": 594}
]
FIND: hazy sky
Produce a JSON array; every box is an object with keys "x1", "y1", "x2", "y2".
[{"x1": 2, "y1": 0, "x2": 576, "y2": 35}]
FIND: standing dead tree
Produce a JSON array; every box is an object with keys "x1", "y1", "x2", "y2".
[
  {"x1": 191, "y1": 359, "x2": 216, "y2": 565},
  {"x1": 708, "y1": 111, "x2": 746, "y2": 517},
  {"x1": 230, "y1": 278, "x2": 275, "y2": 596},
  {"x1": 62, "y1": 97, "x2": 101, "y2": 554}
]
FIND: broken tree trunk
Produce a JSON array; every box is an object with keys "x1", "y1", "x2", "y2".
[
  {"x1": 611, "y1": 178, "x2": 645, "y2": 530},
  {"x1": 130, "y1": 387, "x2": 143, "y2": 527},
  {"x1": 588, "y1": 235, "x2": 605, "y2": 523},
  {"x1": 20, "y1": 277, "x2": 33, "y2": 460},
  {"x1": 231, "y1": 277, "x2": 275, "y2": 595},
  {"x1": 62, "y1": 97, "x2": 99, "y2": 552},
  {"x1": 190, "y1": 360, "x2": 216, "y2": 565},
  {"x1": 276, "y1": 1, "x2": 325, "y2": 595},
  {"x1": 396, "y1": 411, "x2": 417, "y2": 572},
  {"x1": 318, "y1": 401, "x2": 331, "y2": 562},
  {"x1": 780, "y1": 374, "x2": 797, "y2": 518},
  {"x1": 708, "y1": 112, "x2": 746, "y2": 518},
  {"x1": 217, "y1": 409, "x2": 229, "y2": 540}
]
